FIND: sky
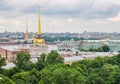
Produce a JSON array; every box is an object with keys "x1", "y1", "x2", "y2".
[{"x1": 0, "y1": 0, "x2": 120, "y2": 33}]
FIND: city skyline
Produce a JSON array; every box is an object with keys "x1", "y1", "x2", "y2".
[{"x1": 0, "y1": 0, "x2": 120, "y2": 33}]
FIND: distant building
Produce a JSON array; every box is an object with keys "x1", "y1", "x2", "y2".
[
  {"x1": 0, "y1": 47, "x2": 14, "y2": 62},
  {"x1": 0, "y1": 38, "x2": 14, "y2": 43},
  {"x1": 0, "y1": 45, "x2": 29, "y2": 63}
]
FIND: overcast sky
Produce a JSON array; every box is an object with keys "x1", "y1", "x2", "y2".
[{"x1": 0, "y1": 0, "x2": 120, "y2": 33}]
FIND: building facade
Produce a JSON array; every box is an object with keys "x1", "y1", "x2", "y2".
[
  {"x1": 30, "y1": 7, "x2": 48, "y2": 57},
  {"x1": 57, "y1": 40, "x2": 120, "y2": 52}
]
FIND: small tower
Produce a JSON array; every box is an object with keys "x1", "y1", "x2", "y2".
[{"x1": 25, "y1": 18, "x2": 28, "y2": 42}]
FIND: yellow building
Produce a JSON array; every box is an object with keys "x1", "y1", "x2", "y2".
[
  {"x1": 30, "y1": 7, "x2": 48, "y2": 58},
  {"x1": 34, "y1": 7, "x2": 46, "y2": 46}
]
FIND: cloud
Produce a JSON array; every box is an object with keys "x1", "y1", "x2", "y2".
[
  {"x1": 0, "y1": 0, "x2": 120, "y2": 19},
  {"x1": 89, "y1": 1, "x2": 120, "y2": 19},
  {"x1": 25, "y1": 0, "x2": 120, "y2": 19},
  {"x1": 107, "y1": 12, "x2": 120, "y2": 22},
  {"x1": 0, "y1": 0, "x2": 120, "y2": 33}
]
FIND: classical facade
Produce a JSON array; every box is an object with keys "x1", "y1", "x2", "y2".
[
  {"x1": 108, "y1": 41, "x2": 120, "y2": 52},
  {"x1": 79, "y1": 41, "x2": 103, "y2": 50},
  {"x1": 57, "y1": 40, "x2": 120, "y2": 52},
  {"x1": 57, "y1": 39, "x2": 79, "y2": 51},
  {"x1": 79, "y1": 40, "x2": 120, "y2": 52}
]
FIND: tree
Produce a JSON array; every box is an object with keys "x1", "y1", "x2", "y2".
[
  {"x1": 86, "y1": 73, "x2": 104, "y2": 84},
  {"x1": 101, "y1": 45, "x2": 110, "y2": 52},
  {"x1": 12, "y1": 71, "x2": 29, "y2": 84},
  {"x1": 28, "y1": 69, "x2": 40, "y2": 84},
  {"x1": 1, "y1": 67, "x2": 21, "y2": 78},
  {"x1": 118, "y1": 51, "x2": 120, "y2": 54},
  {"x1": 101, "y1": 64, "x2": 119, "y2": 83},
  {"x1": 14, "y1": 52, "x2": 32, "y2": 71},
  {"x1": 52, "y1": 68, "x2": 86, "y2": 84},
  {"x1": 90, "y1": 57, "x2": 106, "y2": 68},
  {"x1": 112, "y1": 71, "x2": 120, "y2": 84},
  {"x1": 0, "y1": 55, "x2": 6, "y2": 75},
  {"x1": 35, "y1": 51, "x2": 64, "y2": 70},
  {"x1": 0, "y1": 55, "x2": 6, "y2": 68},
  {"x1": 0, "y1": 74, "x2": 15, "y2": 84},
  {"x1": 40, "y1": 64, "x2": 86, "y2": 84},
  {"x1": 39, "y1": 53, "x2": 47, "y2": 62},
  {"x1": 35, "y1": 53, "x2": 47, "y2": 70},
  {"x1": 17, "y1": 41, "x2": 21, "y2": 44},
  {"x1": 71, "y1": 62, "x2": 88, "y2": 76},
  {"x1": 102, "y1": 64, "x2": 119, "y2": 72},
  {"x1": 12, "y1": 68, "x2": 41, "y2": 84},
  {"x1": 46, "y1": 50, "x2": 64, "y2": 64},
  {"x1": 24, "y1": 41, "x2": 27, "y2": 44}
]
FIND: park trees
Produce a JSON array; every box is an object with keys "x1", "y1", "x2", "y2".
[{"x1": 1, "y1": 51, "x2": 120, "y2": 83}]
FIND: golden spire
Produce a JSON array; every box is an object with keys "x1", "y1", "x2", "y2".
[
  {"x1": 34, "y1": 7, "x2": 46, "y2": 45},
  {"x1": 38, "y1": 7, "x2": 41, "y2": 35},
  {"x1": 25, "y1": 18, "x2": 28, "y2": 41}
]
